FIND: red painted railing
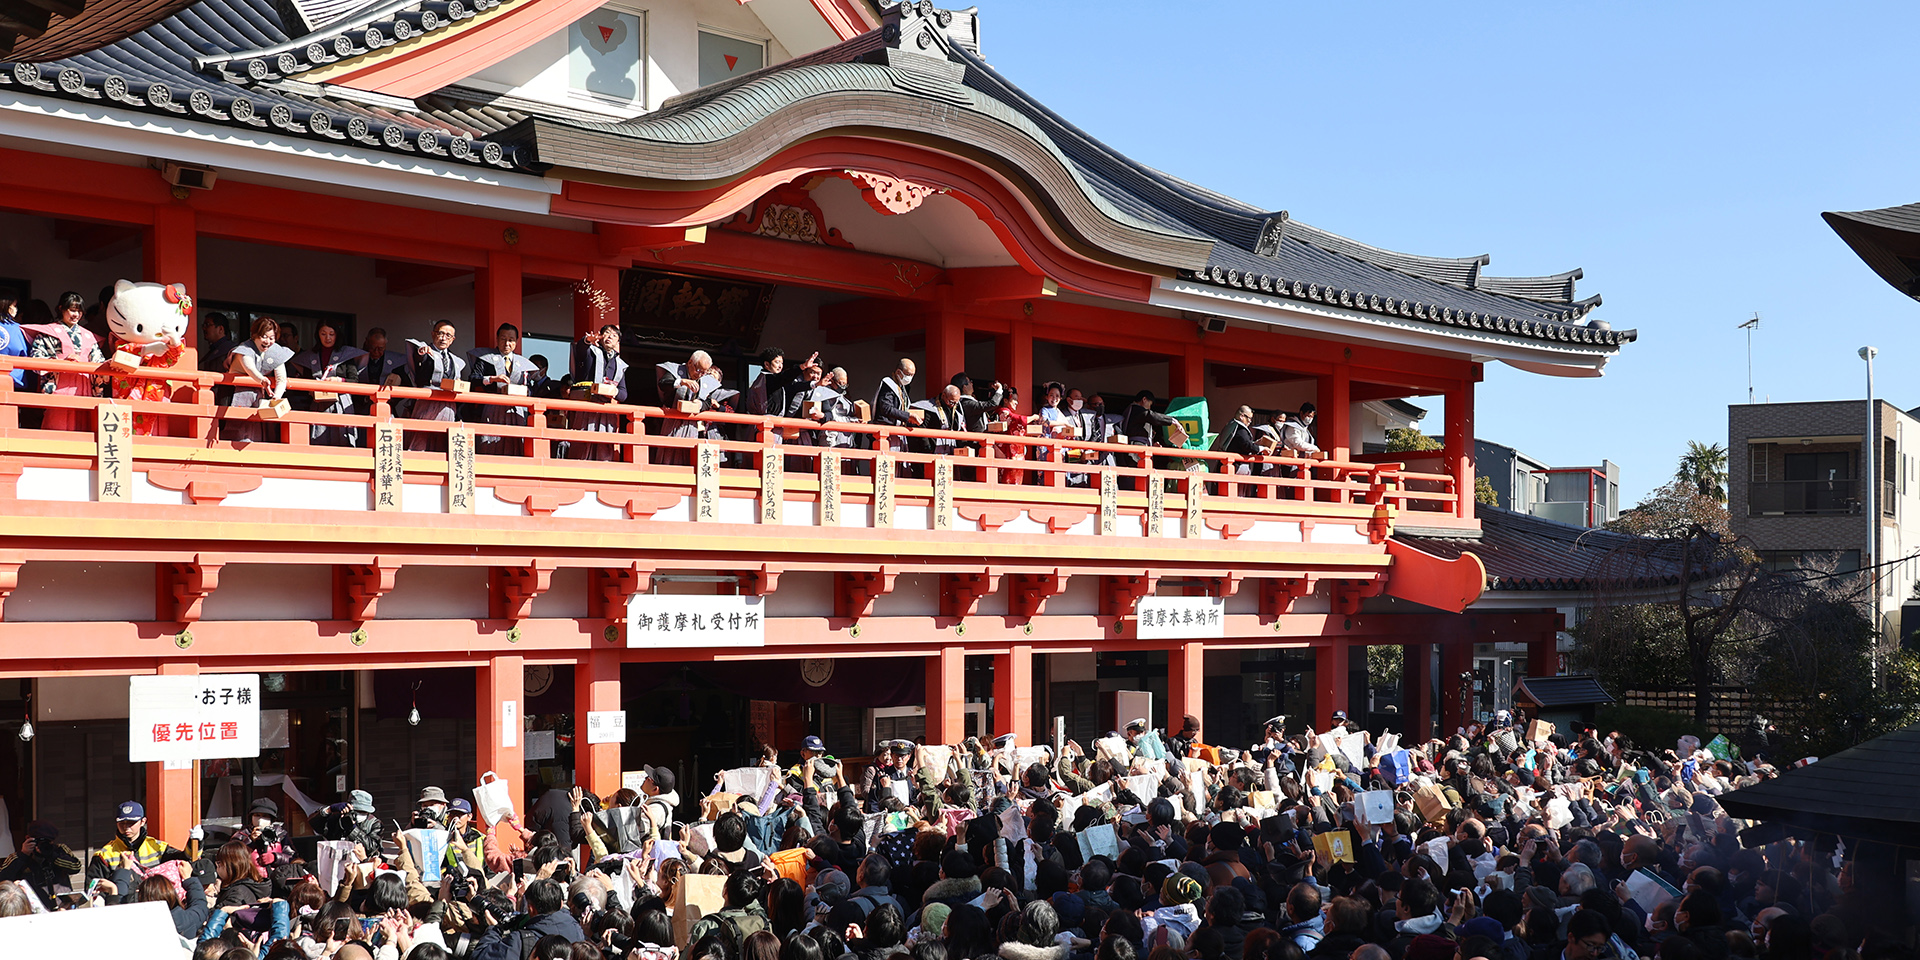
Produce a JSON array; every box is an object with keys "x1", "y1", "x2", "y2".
[{"x1": 0, "y1": 356, "x2": 1460, "y2": 513}]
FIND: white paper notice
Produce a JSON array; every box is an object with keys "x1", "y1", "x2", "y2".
[
  {"x1": 526, "y1": 730, "x2": 556, "y2": 761},
  {"x1": 586, "y1": 711, "x2": 628, "y2": 745},
  {"x1": 501, "y1": 701, "x2": 518, "y2": 749},
  {"x1": 128, "y1": 674, "x2": 262, "y2": 763}
]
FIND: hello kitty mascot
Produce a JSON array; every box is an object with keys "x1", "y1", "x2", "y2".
[{"x1": 105, "y1": 279, "x2": 192, "y2": 436}]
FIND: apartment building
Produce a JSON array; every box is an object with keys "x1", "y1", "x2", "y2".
[{"x1": 1476, "y1": 440, "x2": 1621, "y2": 529}]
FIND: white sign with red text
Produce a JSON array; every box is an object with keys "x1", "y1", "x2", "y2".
[{"x1": 127, "y1": 673, "x2": 261, "y2": 763}]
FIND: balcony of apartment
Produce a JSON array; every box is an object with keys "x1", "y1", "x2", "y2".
[
  {"x1": 0, "y1": 356, "x2": 1464, "y2": 564},
  {"x1": 1746, "y1": 479, "x2": 1860, "y2": 516}
]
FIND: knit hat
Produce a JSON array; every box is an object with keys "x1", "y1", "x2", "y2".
[
  {"x1": 1462, "y1": 917, "x2": 1506, "y2": 942},
  {"x1": 1161, "y1": 874, "x2": 1202, "y2": 906},
  {"x1": 1405, "y1": 935, "x2": 1456, "y2": 960},
  {"x1": 920, "y1": 902, "x2": 952, "y2": 937}
]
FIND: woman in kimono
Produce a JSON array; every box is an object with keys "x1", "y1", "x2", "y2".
[
  {"x1": 24, "y1": 291, "x2": 103, "y2": 432},
  {"x1": 467, "y1": 322, "x2": 538, "y2": 457},
  {"x1": 993, "y1": 388, "x2": 1031, "y2": 485},
  {"x1": 289, "y1": 321, "x2": 366, "y2": 447},
  {"x1": 405, "y1": 320, "x2": 463, "y2": 453},
  {"x1": 571, "y1": 324, "x2": 629, "y2": 462},
  {"x1": 223, "y1": 317, "x2": 291, "y2": 443}
]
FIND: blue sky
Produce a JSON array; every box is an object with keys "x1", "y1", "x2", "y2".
[{"x1": 978, "y1": 2, "x2": 1920, "y2": 504}]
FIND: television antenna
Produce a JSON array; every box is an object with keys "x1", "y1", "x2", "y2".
[{"x1": 1738, "y1": 314, "x2": 1760, "y2": 403}]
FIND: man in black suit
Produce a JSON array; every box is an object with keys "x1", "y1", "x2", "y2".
[
  {"x1": 1210, "y1": 404, "x2": 1260, "y2": 496},
  {"x1": 1119, "y1": 390, "x2": 1177, "y2": 490}
]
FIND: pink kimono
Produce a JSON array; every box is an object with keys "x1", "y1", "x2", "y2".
[{"x1": 23, "y1": 322, "x2": 102, "y2": 431}]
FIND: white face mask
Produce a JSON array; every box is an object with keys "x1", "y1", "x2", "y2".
[
  {"x1": 899, "y1": 374, "x2": 912, "y2": 387},
  {"x1": 1069, "y1": 399, "x2": 1084, "y2": 412}
]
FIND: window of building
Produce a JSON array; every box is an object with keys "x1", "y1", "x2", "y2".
[
  {"x1": 569, "y1": 6, "x2": 645, "y2": 104},
  {"x1": 1758, "y1": 550, "x2": 1861, "y2": 575},
  {"x1": 1749, "y1": 443, "x2": 1769, "y2": 482},
  {"x1": 698, "y1": 28, "x2": 765, "y2": 88},
  {"x1": 1783, "y1": 451, "x2": 1852, "y2": 482}
]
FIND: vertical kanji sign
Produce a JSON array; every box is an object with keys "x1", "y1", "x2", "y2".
[
  {"x1": 95, "y1": 404, "x2": 132, "y2": 503},
  {"x1": 1184, "y1": 475, "x2": 1204, "y2": 539},
  {"x1": 128, "y1": 673, "x2": 261, "y2": 763},
  {"x1": 873, "y1": 456, "x2": 894, "y2": 528},
  {"x1": 373, "y1": 423, "x2": 403, "y2": 512},
  {"x1": 760, "y1": 447, "x2": 782, "y2": 525},
  {"x1": 819, "y1": 452, "x2": 840, "y2": 526},
  {"x1": 695, "y1": 443, "x2": 720, "y2": 521},
  {"x1": 1146, "y1": 470, "x2": 1165, "y2": 537},
  {"x1": 447, "y1": 426, "x2": 475, "y2": 514},
  {"x1": 932, "y1": 458, "x2": 953, "y2": 531},
  {"x1": 1099, "y1": 467, "x2": 1118, "y2": 535}
]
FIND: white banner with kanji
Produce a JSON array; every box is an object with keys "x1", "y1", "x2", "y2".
[
  {"x1": 1135, "y1": 596, "x2": 1226, "y2": 639},
  {"x1": 128, "y1": 674, "x2": 262, "y2": 763},
  {"x1": 626, "y1": 594, "x2": 765, "y2": 648}
]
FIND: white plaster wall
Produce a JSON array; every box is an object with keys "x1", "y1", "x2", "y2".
[
  {"x1": 529, "y1": 567, "x2": 590, "y2": 618},
  {"x1": 378, "y1": 565, "x2": 490, "y2": 619},
  {"x1": 200, "y1": 563, "x2": 335, "y2": 621},
  {"x1": 5, "y1": 562, "x2": 157, "y2": 621},
  {"x1": 467, "y1": 0, "x2": 789, "y2": 115}
]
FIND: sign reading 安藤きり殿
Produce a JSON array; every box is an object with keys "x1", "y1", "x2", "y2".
[
  {"x1": 627, "y1": 594, "x2": 765, "y2": 648},
  {"x1": 1135, "y1": 596, "x2": 1226, "y2": 640},
  {"x1": 128, "y1": 674, "x2": 262, "y2": 763}
]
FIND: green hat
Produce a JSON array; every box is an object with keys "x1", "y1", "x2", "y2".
[
  {"x1": 1162, "y1": 874, "x2": 1202, "y2": 906},
  {"x1": 921, "y1": 902, "x2": 952, "y2": 936}
]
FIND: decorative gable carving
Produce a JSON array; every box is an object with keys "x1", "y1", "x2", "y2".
[{"x1": 722, "y1": 182, "x2": 855, "y2": 249}]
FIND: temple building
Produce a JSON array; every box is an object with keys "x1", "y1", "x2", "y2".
[{"x1": 0, "y1": 0, "x2": 1635, "y2": 844}]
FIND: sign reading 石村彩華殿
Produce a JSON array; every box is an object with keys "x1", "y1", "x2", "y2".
[
  {"x1": 1134, "y1": 596, "x2": 1226, "y2": 640},
  {"x1": 128, "y1": 674, "x2": 262, "y2": 763},
  {"x1": 627, "y1": 594, "x2": 765, "y2": 648}
]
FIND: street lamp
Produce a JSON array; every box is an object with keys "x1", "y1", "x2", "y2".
[{"x1": 1861, "y1": 346, "x2": 1880, "y2": 686}]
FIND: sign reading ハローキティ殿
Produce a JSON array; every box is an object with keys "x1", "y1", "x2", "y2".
[
  {"x1": 128, "y1": 673, "x2": 261, "y2": 763},
  {"x1": 627, "y1": 594, "x2": 765, "y2": 648}
]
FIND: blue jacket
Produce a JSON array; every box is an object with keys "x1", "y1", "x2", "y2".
[{"x1": 0, "y1": 318, "x2": 26, "y2": 387}]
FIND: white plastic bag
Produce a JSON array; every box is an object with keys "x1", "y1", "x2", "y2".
[{"x1": 473, "y1": 771, "x2": 515, "y2": 826}]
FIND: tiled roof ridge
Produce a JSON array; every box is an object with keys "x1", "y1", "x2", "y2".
[
  {"x1": 0, "y1": 0, "x2": 514, "y2": 168},
  {"x1": 192, "y1": 0, "x2": 505, "y2": 82},
  {"x1": 1178, "y1": 254, "x2": 1627, "y2": 346}
]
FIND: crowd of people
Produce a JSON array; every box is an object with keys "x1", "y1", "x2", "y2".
[
  {"x1": 0, "y1": 709, "x2": 1893, "y2": 960},
  {"x1": 0, "y1": 287, "x2": 1329, "y2": 484}
]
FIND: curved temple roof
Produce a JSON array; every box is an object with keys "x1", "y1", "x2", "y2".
[
  {"x1": 1825, "y1": 203, "x2": 1920, "y2": 301},
  {"x1": 0, "y1": 0, "x2": 1634, "y2": 356}
]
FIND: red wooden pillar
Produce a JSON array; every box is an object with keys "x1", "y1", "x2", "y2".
[
  {"x1": 1402, "y1": 642, "x2": 1432, "y2": 742},
  {"x1": 1317, "y1": 363, "x2": 1351, "y2": 460},
  {"x1": 1445, "y1": 384, "x2": 1475, "y2": 520},
  {"x1": 574, "y1": 649, "x2": 622, "y2": 799},
  {"x1": 1439, "y1": 640, "x2": 1473, "y2": 735},
  {"x1": 925, "y1": 307, "x2": 965, "y2": 401},
  {"x1": 143, "y1": 205, "x2": 198, "y2": 349},
  {"x1": 146, "y1": 661, "x2": 199, "y2": 847},
  {"x1": 1315, "y1": 639, "x2": 1348, "y2": 727},
  {"x1": 475, "y1": 250, "x2": 522, "y2": 348},
  {"x1": 992, "y1": 644, "x2": 1033, "y2": 745},
  {"x1": 1527, "y1": 632, "x2": 1558, "y2": 680},
  {"x1": 1168, "y1": 641, "x2": 1203, "y2": 736},
  {"x1": 1170, "y1": 344, "x2": 1205, "y2": 398},
  {"x1": 477, "y1": 656, "x2": 525, "y2": 823},
  {"x1": 925, "y1": 647, "x2": 966, "y2": 744},
  {"x1": 575, "y1": 264, "x2": 619, "y2": 341},
  {"x1": 995, "y1": 317, "x2": 1033, "y2": 402}
]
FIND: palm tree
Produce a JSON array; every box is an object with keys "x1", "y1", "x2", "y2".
[{"x1": 1676, "y1": 441, "x2": 1728, "y2": 503}]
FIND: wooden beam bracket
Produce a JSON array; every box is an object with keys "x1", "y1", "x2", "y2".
[
  {"x1": 1009, "y1": 570, "x2": 1067, "y2": 620},
  {"x1": 836, "y1": 568, "x2": 898, "y2": 620},
  {"x1": 938, "y1": 570, "x2": 1000, "y2": 619},
  {"x1": 591, "y1": 562, "x2": 653, "y2": 620},
  {"x1": 338, "y1": 560, "x2": 402, "y2": 623},
  {"x1": 1100, "y1": 572, "x2": 1158, "y2": 619},
  {"x1": 160, "y1": 556, "x2": 224, "y2": 624},
  {"x1": 490, "y1": 562, "x2": 554, "y2": 621},
  {"x1": 1331, "y1": 577, "x2": 1387, "y2": 616},
  {"x1": 1259, "y1": 576, "x2": 1316, "y2": 618}
]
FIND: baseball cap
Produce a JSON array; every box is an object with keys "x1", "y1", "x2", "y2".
[
  {"x1": 449, "y1": 798, "x2": 473, "y2": 816},
  {"x1": 348, "y1": 789, "x2": 375, "y2": 813},
  {"x1": 648, "y1": 766, "x2": 676, "y2": 792},
  {"x1": 1331, "y1": 710, "x2": 1348, "y2": 721},
  {"x1": 418, "y1": 786, "x2": 448, "y2": 805},
  {"x1": 801, "y1": 735, "x2": 826, "y2": 753},
  {"x1": 116, "y1": 801, "x2": 145, "y2": 822}
]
